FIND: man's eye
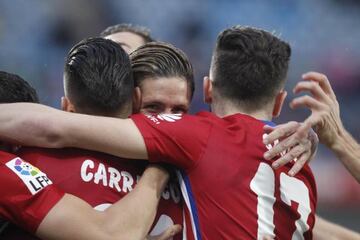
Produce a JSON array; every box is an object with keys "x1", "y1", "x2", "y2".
[
  {"x1": 143, "y1": 105, "x2": 161, "y2": 113},
  {"x1": 172, "y1": 108, "x2": 187, "y2": 114}
]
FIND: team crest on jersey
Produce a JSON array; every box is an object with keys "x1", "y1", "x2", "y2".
[{"x1": 6, "y1": 157, "x2": 52, "y2": 195}]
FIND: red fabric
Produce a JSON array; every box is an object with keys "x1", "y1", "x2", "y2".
[
  {"x1": 0, "y1": 151, "x2": 64, "y2": 235},
  {"x1": 131, "y1": 112, "x2": 317, "y2": 240},
  {"x1": 12, "y1": 147, "x2": 183, "y2": 240}
]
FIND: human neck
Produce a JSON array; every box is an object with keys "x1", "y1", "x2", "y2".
[{"x1": 210, "y1": 98, "x2": 273, "y2": 121}]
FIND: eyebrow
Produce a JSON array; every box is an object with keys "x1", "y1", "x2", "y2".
[{"x1": 143, "y1": 101, "x2": 164, "y2": 106}]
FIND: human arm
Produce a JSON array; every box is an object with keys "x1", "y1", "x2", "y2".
[
  {"x1": 0, "y1": 103, "x2": 206, "y2": 169},
  {"x1": 263, "y1": 72, "x2": 360, "y2": 182},
  {"x1": 37, "y1": 165, "x2": 171, "y2": 240},
  {"x1": 313, "y1": 215, "x2": 360, "y2": 240},
  {"x1": 0, "y1": 152, "x2": 173, "y2": 240},
  {"x1": 0, "y1": 103, "x2": 147, "y2": 159}
]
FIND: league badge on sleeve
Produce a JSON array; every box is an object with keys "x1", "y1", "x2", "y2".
[{"x1": 6, "y1": 157, "x2": 53, "y2": 195}]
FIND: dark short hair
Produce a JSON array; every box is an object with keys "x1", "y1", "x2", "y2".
[
  {"x1": 100, "y1": 23, "x2": 154, "y2": 43},
  {"x1": 0, "y1": 71, "x2": 39, "y2": 103},
  {"x1": 130, "y1": 42, "x2": 194, "y2": 100},
  {"x1": 212, "y1": 26, "x2": 291, "y2": 109},
  {"x1": 64, "y1": 37, "x2": 133, "y2": 116}
]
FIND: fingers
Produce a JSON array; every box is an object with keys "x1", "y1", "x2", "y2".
[
  {"x1": 263, "y1": 121, "x2": 314, "y2": 176},
  {"x1": 159, "y1": 224, "x2": 182, "y2": 240},
  {"x1": 288, "y1": 151, "x2": 311, "y2": 176},
  {"x1": 263, "y1": 125, "x2": 275, "y2": 134},
  {"x1": 301, "y1": 71, "x2": 336, "y2": 100},
  {"x1": 271, "y1": 140, "x2": 309, "y2": 169},
  {"x1": 293, "y1": 81, "x2": 330, "y2": 103},
  {"x1": 290, "y1": 95, "x2": 326, "y2": 111},
  {"x1": 263, "y1": 121, "x2": 300, "y2": 146},
  {"x1": 148, "y1": 224, "x2": 182, "y2": 240}
]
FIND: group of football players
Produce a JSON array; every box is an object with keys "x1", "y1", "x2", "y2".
[{"x1": 0, "y1": 23, "x2": 359, "y2": 240}]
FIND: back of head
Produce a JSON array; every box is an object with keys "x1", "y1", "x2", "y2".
[
  {"x1": 0, "y1": 71, "x2": 39, "y2": 103},
  {"x1": 0, "y1": 71, "x2": 38, "y2": 151},
  {"x1": 130, "y1": 42, "x2": 195, "y2": 100},
  {"x1": 64, "y1": 37, "x2": 133, "y2": 116},
  {"x1": 212, "y1": 26, "x2": 291, "y2": 109},
  {"x1": 100, "y1": 23, "x2": 154, "y2": 44}
]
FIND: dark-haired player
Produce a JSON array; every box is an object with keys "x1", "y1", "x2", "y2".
[
  {"x1": 0, "y1": 71, "x2": 169, "y2": 240},
  {"x1": 2, "y1": 38, "x2": 181, "y2": 240}
]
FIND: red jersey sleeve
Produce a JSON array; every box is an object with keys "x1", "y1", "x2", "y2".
[
  {"x1": 0, "y1": 151, "x2": 65, "y2": 234},
  {"x1": 131, "y1": 113, "x2": 212, "y2": 170}
]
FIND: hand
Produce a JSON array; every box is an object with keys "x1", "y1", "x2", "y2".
[
  {"x1": 289, "y1": 71, "x2": 343, "y2": 149},
  {"x1": 263, "y1": 121, "x2": 318, "y2": 176},
  {"x1": 145, "y1": 224, "x2": 182, "y2": 240}
]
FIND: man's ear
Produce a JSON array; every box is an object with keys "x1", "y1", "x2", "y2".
[
  {"x1": 272, "y1": 90, "x2": 287, "y2": 118},
  {"x1": 61, "y1": 96, "x2": 76, "y2": 113},
  {"x1": 132, "y1": 87, "x2": 142, "y2": 114},
  {"x1": 203, "y1": 76, "x2": 213, "y2": 104}
]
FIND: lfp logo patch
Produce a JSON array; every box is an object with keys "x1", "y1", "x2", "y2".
[
  {"x1": 14, "y1": 158, "x2": 40, "y2": 176},
  {"x1": 6, "y1": 158, "x2": 52, "y2": 195}
]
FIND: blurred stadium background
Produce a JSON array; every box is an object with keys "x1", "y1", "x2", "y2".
[{"x1": 0, "y1": 0, "x2": 359, "y2": 231}]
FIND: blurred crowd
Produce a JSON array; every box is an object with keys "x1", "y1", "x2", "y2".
[{"x1": 0, "y1": 0, "x2": 359, "y2": 229}]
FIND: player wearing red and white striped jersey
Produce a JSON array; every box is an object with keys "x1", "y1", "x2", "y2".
[
  {"x1": 0, "y1": 70, "x2": 175, "y2": 240},
  {"x1": 131, "y1": 111, "x2": 317, "y2": 239}
]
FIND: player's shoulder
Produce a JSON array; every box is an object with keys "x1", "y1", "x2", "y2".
[
  {"x1": 0, "y1": 150, "x2": 18, "y2": 164},
  {"x1": 208, "y1": 112, "x2": 266, "y2": 130}
]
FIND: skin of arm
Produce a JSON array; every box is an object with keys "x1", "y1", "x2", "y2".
[
  {"x1": 313, "y1": 216, "x2": 360, "y2": 240},
  {"x1": 263, "y1": 71, "x2": 360, "y2": 183},
  {"x1": 329, "y1": 127, "x2": 360, "y2": 183},
  {"x1": 36, "y1": 165, "x2": 173, "y2": 240},
  {"x1": 0, "y1": 103, "x2": 147, "y2": 159}
]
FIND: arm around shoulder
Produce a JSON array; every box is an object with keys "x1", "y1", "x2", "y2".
[
  {"x1": 0, "y1": 103, "x2": 148, "y2": 159},
  {"x1": 0, "y1": 103, "x2": 67, "y2": 148}
]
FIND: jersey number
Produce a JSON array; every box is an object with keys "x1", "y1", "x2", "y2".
[{"x1": 250, "y1": 163, "x2": 311, "y2": 240}]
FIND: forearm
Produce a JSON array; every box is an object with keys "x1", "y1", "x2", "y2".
[
  {"x1": 37, "y1": 166, "x2": 168, "y2": 240},
  {"x1": 36, "y1": 194, "x2": 116, "y2": 240},
  {"x1": 313, "y1": 215, "x2": 360, "y2": 240},
  {"x1": 0, "y1": 103, "x2": 64, "y2": 148},
  {"x1": 62, "y1": 113, "x2": 147, "y2": 159},
  {"x1": 103, "y1": 165, "x2": 169, "y2": 239},
  {"x1": 331, "y1": 127, "x2": 360, "y2": 183},
  {"x1": 0, "y1": 103, "x2": 148, "y2": 159}
]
